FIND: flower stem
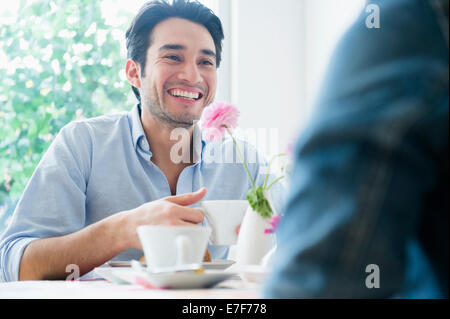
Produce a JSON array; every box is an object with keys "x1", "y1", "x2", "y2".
[
  {"x1": 225, "y1": 127, "x2": 256, "y2": 188},
  {"x1": 263, "y1": 153, "x2": 286, "y2": 189},
  {"x1": 266, "y1": 175, "x2": 285, "y2": 190}
]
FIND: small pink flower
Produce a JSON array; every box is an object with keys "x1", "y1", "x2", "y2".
[
  {"x1": 264, "y1": 215, "x2": 282, "y2": 234},
  {"x1": 200, "y1": 101, "x2": 240, "y2": 141},
  {"x1": 286, "y1": 138, "x2": 296, "y2": 160}
]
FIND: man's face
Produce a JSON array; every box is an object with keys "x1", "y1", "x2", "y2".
[{"x1": 139, "y1": 17, "x2": 217, "y2": 128}]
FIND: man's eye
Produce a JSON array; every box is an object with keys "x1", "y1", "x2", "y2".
[
  {"x1": 165, "y1": 55, "x2": 180, "y2": 61},
  {"x1": 201, "y1": 60, "x2": 214, "y2": 66}
]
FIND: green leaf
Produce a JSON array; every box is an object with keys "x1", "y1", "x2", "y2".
[
  {"x1": 246, "y1": 186, "x2": 273, "y2": 219},
  {"x1": 28, "y1": 122, "x2": 38, "y2": 139}
]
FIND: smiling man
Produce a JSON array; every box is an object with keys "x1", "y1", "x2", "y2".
[
  {"x1": 131, "y1": 19, "x2": 217, "y2": 129},
  {"x1": 126, "y1": 16, "x2": 218, "y2": 195},
  {"x1": 0, "y1": 0, "x2": 284, "y2": 282}
]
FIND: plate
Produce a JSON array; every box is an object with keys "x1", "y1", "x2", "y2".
[
  {"x1": 94, "y1": 267, "x2": 130, "y2": 284},
  {"x1": 239, "y1": 265, "x2": 270, "y2": 283},
  {"x1": 111, "y1": 268, "x2": 236, "y2": 289},
  {"x1": 202, "y1": 259, "x2": 235, "y2": 270},
  {"x1": 107, "y1": 260, "x2": 146, "y2": 267},
  {"x1": 106, "y1": 259, "x2": 235, "y2": 270}
]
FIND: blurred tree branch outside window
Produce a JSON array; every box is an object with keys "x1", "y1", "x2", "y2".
[{"x1": 0, "y1": 0, "x2": 136, "y2": 232}]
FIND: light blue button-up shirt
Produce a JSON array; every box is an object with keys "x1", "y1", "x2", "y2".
[{"x1": 0, "y1": 105, "x2": 284, "y2": 282}]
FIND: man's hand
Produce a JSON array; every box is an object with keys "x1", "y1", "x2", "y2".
[
  {"x1": 120, "y1": 187, "x2": 207, "y2": 250},
  {"x1": 18, "y1": 188, "x2": 207, "y2": 281}
]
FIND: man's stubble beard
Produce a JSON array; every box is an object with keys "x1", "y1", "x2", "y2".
[{"x1": 141, "y1": 85, "x2": 212, "y2": 130}]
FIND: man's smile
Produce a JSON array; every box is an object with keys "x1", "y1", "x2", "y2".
[{"x1": 167, "y1": 87, "x2": 205, "y2": 103}]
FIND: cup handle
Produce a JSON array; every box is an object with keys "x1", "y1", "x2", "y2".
[
  {"x1": 175, "y1": 235, "x2": 191, "y2": 265},
  {"x1": 197, "y1": 207, "x2": 207, "y2": 220},
  {"x1": 198, "y1": 207, "x2": 215, "y2": 244}
]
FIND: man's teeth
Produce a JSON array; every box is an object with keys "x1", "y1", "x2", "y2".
[{"x1": 169, "y1": 90, "x2": 200, "y2": 100}]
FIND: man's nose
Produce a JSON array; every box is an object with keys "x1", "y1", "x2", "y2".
[{"x1": 178, "y1": 61, "x2": 203, "y2": 84}]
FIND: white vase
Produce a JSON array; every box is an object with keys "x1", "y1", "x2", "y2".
[
  {"x1": 261, "y1": 245, "x2": 277, "y2": 268},
  {"x1": 235, "y1": 206, "x2": 273, "y2": 267}
]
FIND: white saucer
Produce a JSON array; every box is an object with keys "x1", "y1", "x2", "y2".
[
  {"x1": 106, "y1": 260, "x2": 141, "y2": 268},
  {"x1": 94, "y1": 267, "x2": 129, "y2": 284},
  {"x1": 238, "y1": 265, "x2": 270, "y2": 283},
  {"x1": 202, "y1": 259, "x2": 235, "y2": 270},
  {"x1": 110, "y1": 268, "x2": 235, "y2": 289},
  {"x1": 106, "y1": 259, "x2": 235, "y2": 270}
]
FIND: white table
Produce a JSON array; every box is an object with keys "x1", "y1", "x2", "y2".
[{"x1": 0, "y1": 276, "x2": 262, "y2": 299}]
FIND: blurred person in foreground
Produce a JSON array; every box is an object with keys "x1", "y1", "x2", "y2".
[{"x1": 265, "y1": 0, "x2": 448, "y2": 298}]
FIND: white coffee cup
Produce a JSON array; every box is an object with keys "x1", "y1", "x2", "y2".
[
  {"x1": 137, "y1": 225, "x2": 211, "y2": 269},
  {"x1": 199, "y1": 200, "x2": 249, "y2": 245}
]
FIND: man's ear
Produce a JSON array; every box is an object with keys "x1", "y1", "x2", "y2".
[{"x1": 125, "y1": 59, "x2": 142, "y2": 89}]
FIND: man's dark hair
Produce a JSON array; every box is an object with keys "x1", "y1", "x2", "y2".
[{"x1": 125, "y1": 0, "x2": 224, "y2": 102}]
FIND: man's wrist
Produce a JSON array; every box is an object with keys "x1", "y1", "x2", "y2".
[{"x1": 105, "y1": 210, "x2": 132, "y2": 253}]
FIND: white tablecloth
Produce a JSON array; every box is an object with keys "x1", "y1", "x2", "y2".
[{"x1": 0, "y1": 277, "x2": 261, "y2": 299}]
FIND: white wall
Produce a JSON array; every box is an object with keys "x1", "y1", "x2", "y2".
[
  {"x1": 228, "y1": 0, "x2": 364, "y2": 158},
  {"x1": 302, "y1": 0, "x2": 365, "y2": 115},
  {"x1": 230, "y1": 0, "x2": 304, "y2": 158}
]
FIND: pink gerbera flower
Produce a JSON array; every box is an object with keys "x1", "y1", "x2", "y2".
[
  {"x1": 200, "y1": 101, "x2": 255, "y2": 188},
  {"x1": 200, "y1": 101, "x2": 240, "y2": 141}
]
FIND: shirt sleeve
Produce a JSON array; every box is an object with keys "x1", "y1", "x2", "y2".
[{"x1": 0, "y1": 121, "x2": 92, "y2": 282}]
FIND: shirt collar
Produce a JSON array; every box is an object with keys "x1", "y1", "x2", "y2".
[
  {"x1": 128, "y1": 104, "x2": 205, "y2": 162},
  {"x1": 128, "y1": 104, "x2": 146, "y2": 151},
  {"x1": 192, "y1": 121, "x2": 205, "y2": 163}
]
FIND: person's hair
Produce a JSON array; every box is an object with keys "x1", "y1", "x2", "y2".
[{"x1": 125, "y1": 0, "x2": 224, "y2": 102}]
